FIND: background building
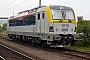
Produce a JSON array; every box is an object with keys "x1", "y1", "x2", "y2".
[
  {"x1": 77, "y1": 16, "x2": 83, "y2": 22},
  {"x1": 0, "y1": 17, "x2": 8, "y2": 26}
]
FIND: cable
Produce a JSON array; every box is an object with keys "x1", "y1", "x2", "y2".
[
  {"x1": 10, "y1": 0, "x2": 28, "y2": 9},
  {"x1": 0, "y1": 0, "x2": 17, "y2": 9},
  {"x1": 0, "y1": 0, "x2": 29, "y2": 13}
]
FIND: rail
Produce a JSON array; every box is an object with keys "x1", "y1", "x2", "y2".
[
  {"x1": 0, "y1": 56, "x2": 5, "y2": 60},
  {"x1": 0, "y1": 44, "x2": 35, "y2": 60}
]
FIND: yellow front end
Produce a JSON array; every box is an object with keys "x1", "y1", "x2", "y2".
[{"x1": 45, "y1": 6, "x2": 77, "y2": 35}]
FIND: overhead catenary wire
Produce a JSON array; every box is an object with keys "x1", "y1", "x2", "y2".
[
  {"x1": 0, "y1": 0, "x2": 29, "y2": 13},
  {"x1": 0, "y1": 0, "x2": 17, "y2": 9}
]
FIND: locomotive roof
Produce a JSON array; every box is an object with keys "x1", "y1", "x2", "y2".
[
  {"x1": 50, "y1": 5, "x2": 73, "y2": 10},
  {"x1": 9, "y1": 5, "x2": 73, "y2": 20},
  {"x1": 18, "y1": 10, "x2": 29, "y2": 14},
  {"x1": 9, "y1": 14, "x2": 35, "y2": 20}
]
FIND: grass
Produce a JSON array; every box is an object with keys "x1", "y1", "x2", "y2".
[
  {"x1": 68, "y1": 36, "x2": 90, "y2": 53},
  {"x1": 70, "y1": 45, "x2": 90, "y2": 53},
  {"x1": 0, "y1": 33, "x2": 6, "y2": 37},
  {"x1": 0, "y1": 34, "x2": 3, "y2": 36}
]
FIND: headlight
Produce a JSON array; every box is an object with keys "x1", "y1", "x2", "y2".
[
  {"x1": 49, "y1": 26, "x2": 54, "y2": 32},
  {"x1": 74, "y1": 27, "x2": 76, "y2": 32}
]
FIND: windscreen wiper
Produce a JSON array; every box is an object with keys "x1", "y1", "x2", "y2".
[{"x1": 61, "y1": 10, "x2": 71, "y2": 23}]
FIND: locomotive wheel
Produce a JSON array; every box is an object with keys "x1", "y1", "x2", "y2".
[
  {"x1": 41, "y1": 41, "x2": 48, "y2": 47},
  {"x1": 12, "y1": 35, "x2": 15, "y2": 40},
  {"x1": 31, "y1": 37, "x2": 35, "y2": 45}
]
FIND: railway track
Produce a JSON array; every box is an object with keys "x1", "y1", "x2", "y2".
[
  {"x1": 42, "y1": 47, "x2": 90, "y2": 60},
  {"x1": 64, "y1": 48, "x2": 90, "y2": 60},
  {"x1": 0, "y1": 56, "x2": 5, "y2": 60},
  {"x1": 0, "y1": 43, "x2": 34, "y2": 60},
  {"x1": 0, "y1": 36, "x2": 90, "y2": 60}
]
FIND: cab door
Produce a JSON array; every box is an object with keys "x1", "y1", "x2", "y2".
[
  {"x1": 40, "y1": 12, "x2": 45, "y2": 33},
  {"x1": 36, "y1": 12, "x2": 45, "y2": 34},
  {"x1": 36, "y1": 12, "x2": 41, "y2": 34}
]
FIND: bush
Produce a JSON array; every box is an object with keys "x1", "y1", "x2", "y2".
[{"x1": 76, "y1": 34, "x2": 90, "y2": 47}]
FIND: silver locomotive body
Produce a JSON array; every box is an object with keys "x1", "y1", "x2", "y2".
[{"x1": 7, "y1": 5, "x2": 77, "y2": 47}]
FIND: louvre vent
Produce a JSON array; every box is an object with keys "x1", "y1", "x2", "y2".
[{"x1": 62, "y1": 24, "x2": 69, "y2": 27}]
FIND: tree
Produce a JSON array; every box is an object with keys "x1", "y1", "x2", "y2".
[
  {"x1": 0, "y1": 26, "x2": 1, "y2": 31},
  {"x1": 0, "y1": 26, "x2": 2, "y2": 34},
  {"x1": 2, "y1": 23, "x2": 7, "y2": 31},
  {"x1": 77, "y1": 20, "x2": 90, "y2": 47},
  {"x1": 77, "y1": 21, "x2": 86, "y2": 33}
]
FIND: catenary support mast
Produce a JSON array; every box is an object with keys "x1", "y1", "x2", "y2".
[{"x1": 39, "y1": 0, "x2": 41, "y2": 6}]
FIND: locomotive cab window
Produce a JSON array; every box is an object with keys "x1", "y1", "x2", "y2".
[
  {"x1": 51, "y1": 9, "x2": 74, "y2": 20},
  {"x1": 42, "y1": 13, "x2": 45, "y2": 19},
  {"x1": 37, "y1": 13, "x2": 40, "y2": 20}
]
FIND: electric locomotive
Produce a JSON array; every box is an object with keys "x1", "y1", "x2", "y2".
[{"x1": 7, "y1": 5, "x2": 77, "y2": 47}]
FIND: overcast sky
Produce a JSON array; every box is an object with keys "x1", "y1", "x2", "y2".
[{"x1": 0, "y1": 0, "x2": 90, "y2": 20}]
